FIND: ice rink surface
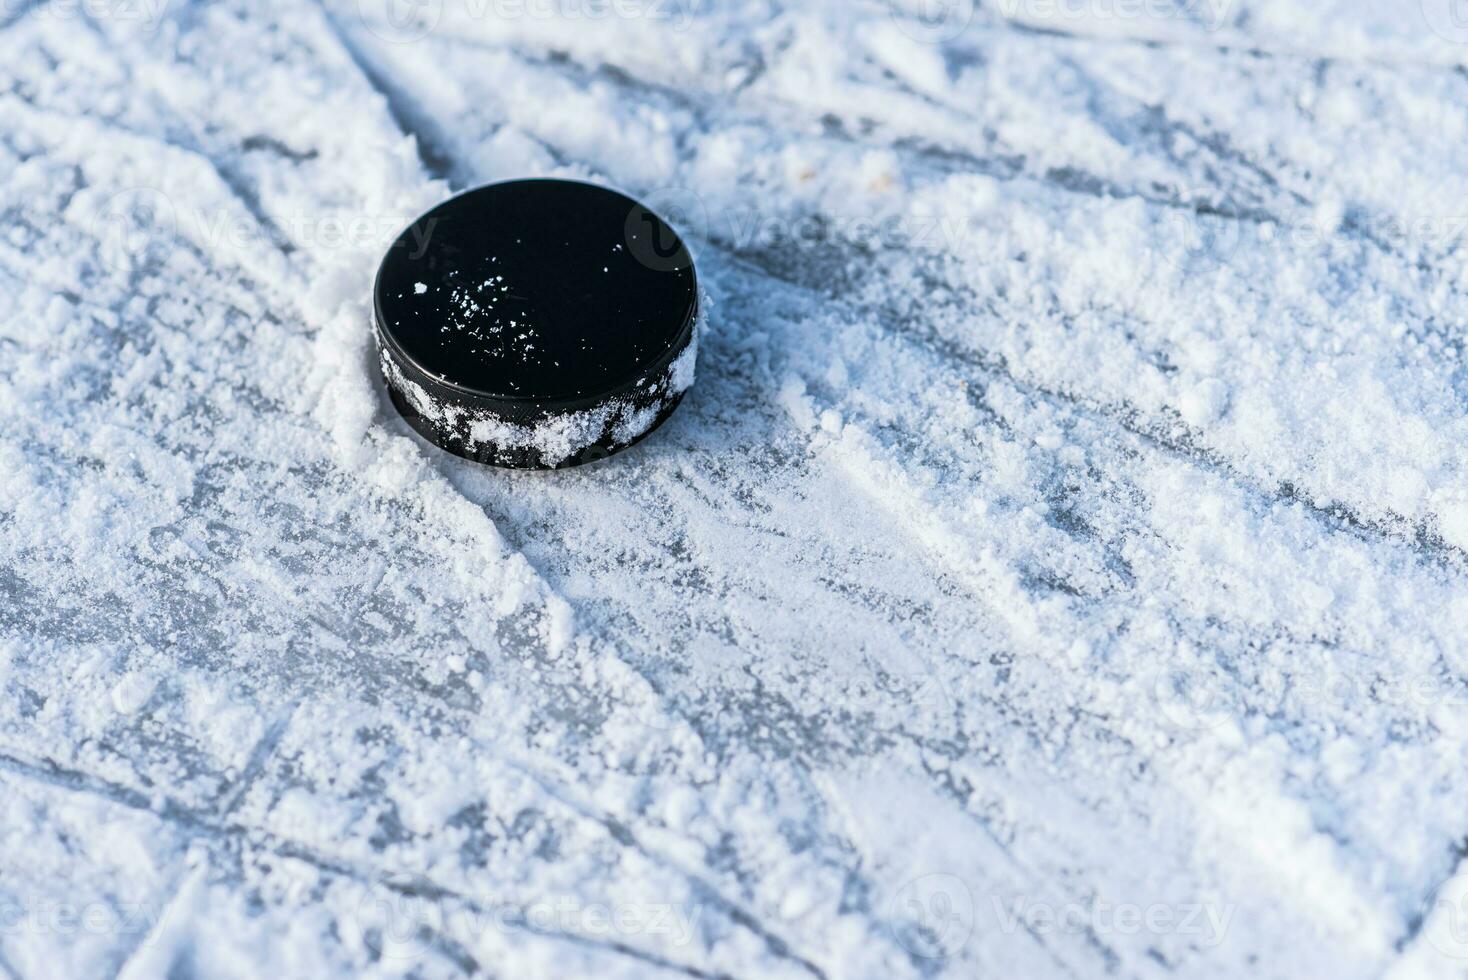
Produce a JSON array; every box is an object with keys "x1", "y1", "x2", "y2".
[{"x1": 2, "y1": 0, "x2": 1468, "y2": 976}]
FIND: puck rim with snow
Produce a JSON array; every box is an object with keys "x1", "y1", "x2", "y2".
[{"x1": 372, "y1": 178, "x2": 700, "y2": 470}]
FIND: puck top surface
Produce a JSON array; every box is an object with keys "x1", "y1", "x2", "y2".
[{"x1": 374, "y1": 179, "x2": 697, "y2": 407}]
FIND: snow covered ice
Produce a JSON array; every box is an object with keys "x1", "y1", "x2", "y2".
[{"x1": 2, "y1": 0, "x2": 1468, "y2": 976}]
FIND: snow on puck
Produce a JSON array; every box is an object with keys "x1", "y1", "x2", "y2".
[{"x1": 373, "y1": 179, "x2": 700, "y2": 469}]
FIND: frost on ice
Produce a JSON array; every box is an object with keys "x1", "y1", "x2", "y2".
[{"x1": 1, "y1": 1, "x2": 1467, "y2": 978}]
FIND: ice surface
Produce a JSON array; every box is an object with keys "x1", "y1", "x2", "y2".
[{"x1": 1, "y1": 1, "x2": 1467, "y2": 977}]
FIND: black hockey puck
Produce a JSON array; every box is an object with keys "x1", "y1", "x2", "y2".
[{"x1": 373, "y1": 179, "x2": 700, "y2": 469}]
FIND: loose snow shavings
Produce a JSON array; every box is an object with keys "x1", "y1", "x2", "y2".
[
  {"x1": 426, "y1": 271, "x2": 543, "y2": 364},
  {"x1": 378, "y1": 316, "x2": 698, "y2": 467}
]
